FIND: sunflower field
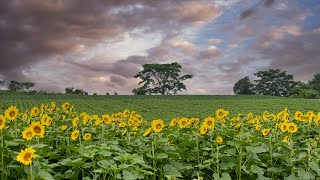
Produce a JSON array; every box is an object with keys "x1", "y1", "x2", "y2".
[{"x1": 0, "y1": 102, "x2": 319, "y2": 180}]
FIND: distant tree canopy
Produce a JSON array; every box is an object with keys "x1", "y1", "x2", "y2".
[
  {"x1": 234, "y1": 69, "x2": 320, "y2": 98},
  {"x1": 233, "y1": 76, "x2": 255, "y2": 95},
  {"x1": 132, "y1": 62, "x2": 193, "y2": 95},
  {"x1": 65, "y1": 87, "x2": 88, "y2": 95},
  {"x1": 7, "y1": 80, "x2": 35, "y2": 92}
]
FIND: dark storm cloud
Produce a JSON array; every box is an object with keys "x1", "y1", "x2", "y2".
[
  {"x1": 240, "y1": 0, "x2": 275, "y2": 19},
  {"x1": 0, "y1": 0, "x2": 221, "y2": 83}
]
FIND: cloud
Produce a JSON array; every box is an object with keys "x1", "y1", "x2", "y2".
[
  {"x1": 208, "y1": 38, "x2": 224, "y2": 44},
  {"x1": 199, "y1": 46, "x2": 221, "y2": 59}
]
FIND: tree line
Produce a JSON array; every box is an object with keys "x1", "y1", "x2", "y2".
[{"x1": 233, "y1": 69, "x2": 320, "y2": 99}]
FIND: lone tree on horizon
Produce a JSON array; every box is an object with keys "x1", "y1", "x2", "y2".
[{"x1": 132, "y1": 62, "x2": 193, "y2": 95}]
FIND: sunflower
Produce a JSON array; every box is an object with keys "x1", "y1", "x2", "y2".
[
  {"x1": 143, "y1": 128, "x2": 152, "y2": 137},
  {"x1": 193, "y1": 118, "x2": 200, "y2": 126},
  {"x1": 41, "y1": 114, "x2": 52, "y2": 126},
  {"x1": 60, "y1": 125, "x2": 67, "y2": 131},
  {"x1": 16, "y1": 147, "x2": 37, "y2": 165},
  {"x1": 255, "y1": 124, "x2": 262, "y2": 131},
  {"x1": 133, "y1": 118, "x2": 141, "y2": 127},
  {"x1": 5, "y1": 105, "x2": 18, "y2": 121},
  {"x1": 280, "y1": 122, "x2": 288, "y2": 132},
  {"x1": 294, "y1": 111, "x2": 303, "y2": 121},
  {"x1": 62, "y1": 102, "x2": 70, "y2": 111},
  {"x1": 102, "y1": 114, "x2": 112, "y2": 125},
  {"x1": 199, "y1": 124, "x2": 208, "y2": 135},
  {"x1": 263, "y1": 111, "x2": 269, "y2": 121},
  {"x1": 0, "y1": 115, "x2": 6, "y2": 130},
  {"x1": 83, "y1": 133, "x2": 92, "y2": 140},
  {"x1": 51, "y1": 102, "x2": 56, "y2": 110},
  {"x1": 216, "y1": 136, "x2": 223, "y2": 144},
  {"x1": 287, "y1": 123, "x2": 298, "y2": 133},
  {"x1": 247, "y1": 112, "x2": 253, "y2": 120},
  {"x1": 178, "y1": 118, "x2": 188, "y2": 128},
  {"x1": 216, "y1": 109, "x2": 226, "y2": 119},
  {"x1": 71, "y1": 130, "x2": 80, "y2": 140},
  {"x1": 119, "y1": 122, "x2": 126, "y2": 128},
  {"x1": 72, "y1": 117, "x2": 79, "y2": 127},
  {"x1": 262, "y1": 128, "x2": 271, "y2": 136},
  {"x1": 22, "y1": 128, "x2": 34, "y2": 140},
  {"x1": 130, "y1": 111, "x2": 136, "y2": 118},
  {"x1": 30, "y1": 121, "x2": 45, "y2": 138},
  {"x1": 22, "y1": 113, "x2": 28, "y2": 121},
  {"x1": 151, "y1": 119, "x2": 164, "y2": 133},
  {"x1": 203, "y1": 117, "x2": 215, "y2": 129},
  {"x1": 82, "y1": 115, "x2": 90, "y2": 125},
  {"x1": 122, "y1": 109, "x2": 130, "y2": 118},
  {"x1": 31, "y1": 107, "x2": 39, "y2": 117},
  {"x1": 283, "y1": 136, "x2": 290, "y2": 143}
]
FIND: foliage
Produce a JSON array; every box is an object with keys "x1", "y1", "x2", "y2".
[
  {"x1": 0, "y1": 102, "x2": 319, "y2": 179},
  {"x1": 65, "y1": 87, "x2": 88, "y2": 95},
  {"x1": 254, "y1": 69, "x2": 296, "y2": 97},
  {"x1": 133, "y1": 62, "x2": 193, "y2": 95},
  {"x1": 309, "y1": 74, "x2": 320, "y2": 92},
  {"x1": 233, "y1": 76, "x2": 255, "y2": 95},
  {"x1": 7, "y1": 80, "x2": 35, "y2": 92},
  {"x1": 290, "y1": 82, "x2": 319, "y2": 99}
]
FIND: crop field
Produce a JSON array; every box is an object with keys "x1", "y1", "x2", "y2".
[{"x1": 0, "y1": 92, "x2": 319, "y2": 179}]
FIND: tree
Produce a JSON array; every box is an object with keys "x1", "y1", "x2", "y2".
[
  {"x1": 309, "y1": 73, "x2": 320, "y2": 92},
  {"x1": 254, "y1": 69, "x2": 296, "y2": 96},
  {"x1": 65, "y1": 87, "x2": 88, "y2": 95},
  {"x1": 233, "y1": 76, "x2": 255, "y2": 94},
  {"x1": 290, "y1": 82, "x2": 318, "y2": 99},
  {"x1": 0, "y1": 80, "x2": 4, "y2": 86},
  {"x1": 7, "y1": 80, "x2": 35, "y2": 91},
  {"x1": 133, "y1": 62, "x2": 193, "y2": 95}
]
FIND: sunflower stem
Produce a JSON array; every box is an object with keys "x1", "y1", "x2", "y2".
[
  {"x1": 151, "y1": 135, "x2": 157, "y2": 180},
  {"x1": 216, "y1": 142, "x2": 220, "y2": 178},
  {"x1": 29, "y1": 163, "x2": 33, "y2": 180}
]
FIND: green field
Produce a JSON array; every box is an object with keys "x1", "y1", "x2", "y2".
[{"x1": 1, "y1": 91, "x2": 319, "y2": 120}]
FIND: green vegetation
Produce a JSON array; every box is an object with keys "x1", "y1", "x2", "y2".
[{"x1": 1, "y1": 91, "x2": 319, "y2": 120}]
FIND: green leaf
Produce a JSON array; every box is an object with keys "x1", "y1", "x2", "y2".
[
  {"x1": 156, "y1": 153, "x2": 168, "y2": 159},
  {"x1": 297, "y1": 168, "x2": 315, "y2": 180},
  {"x1": 163, "y1": 164, "x2": 182, "y2": 177},
  {"x1": 246, "y1": 143, "x2": 269, "y2": 154},
  {"x1": 251, "y1": 165, "x2": 264, "y2": 175},
  {"x1": 97, "y1": 160, "x2": 115, "y2": 169},
  {"x1": 221, "y1": 173, "x2": 232, "y2": 180},
  {"x1": 98, "y1": 150, "x2": 112, "y2": 157},
  {"x1": 123, "y1": 170, "x2": 136, "y2": 180},
  {"x1": 309, "y1": 161, "x2": 320, "y2": 176},
  {"x1": 37, "y1": 170, "x2": 54, "y2": 180}
]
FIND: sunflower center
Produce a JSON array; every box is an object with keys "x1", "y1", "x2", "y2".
[
  {"x1": 207, "y1": 121, "x2": 212, "y2": 126},
  {"x1": 10, "y1": 111, "x2": 15, "y2": 117},
  {"x1": 219, "y1": 112, "x2": 223, "y2": 116},
  {"x1": 23, "y1": 152, "x2": 32, "y2": 161},
  {"x1": 0, "y1": 120, "x2": 2, "y2": 126},
  {"x1": 182, "y1": 121, "x2": 186, "y2": 126},
  {"x1": 289, "y1": 126, "x2": 294, "y2": 131},
  {"x1": 156, "y1": 124, "x2": 162, "y2": 129},
  {"x1": 34, "y1": 126, "x2": 41, "y2": 134},
  {"x1": 26, "y1": 132, "x2": 32, "y2": 138}
]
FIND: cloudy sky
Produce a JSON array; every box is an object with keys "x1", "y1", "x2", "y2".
[{"x1": 0, "y1": 0, "x2": 319, "y2": 95}]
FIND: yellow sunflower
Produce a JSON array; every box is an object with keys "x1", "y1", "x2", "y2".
[
  {"x1": 119, "y1": 122, "x2": 126, "y2": 128},
  {"x1": 263, "y1": 111, "x2": 269, "y2": 121},
  {"x1": 71, "y1": 130, "x2": 80, "y2": 140},
  {"x1": 280, "y1": 122, "x2": 288, "y2": 132},
  {"x1": 287, "y1": 122, "x2": 298, "y2": 133},
  {"x1": 178, "y1": 118, "x2": 188, "y2": 128},
  {"x1": 22, "y1": 128, "x2": 34, "y2": 140},
  {"x1": 72, "y1": 117, "x2": 79, "y2": 127},
  {"x1": 83, "y1": 133, "x2": 92, "y2": 140},
  {"x1": 62, "y1": 102, "x2": 70, "y2": 111},
  {"x1": 31, "y1": 107, "x2": 39, "y2": 117},
  {"x1": 51, "y1": 102, "x2": 56, "y2": 110},
  {"x1": 216, "y1": 109, "x2": 226, "y2": 119},
  {"x1": 199, "y1": 124, "x2": 208, "y2": 135},
  {"x1": 60, "y1": 125, "x2": 67, "y2": 131},
  {"x1": 82, "y1": 115, "x2": 90, "y2": 125},
  {"x1": 283, "y1": 136, "x2": 290, "y2": 143},
  {"x1": 151, "y1": 119, "x2": 164, "y2": 133},
  {"x1": 41, "y1": 114, "x2": 52, "y2": 126},
  {"x1": 262, "y1": 128, "x2": 271, "y2": 136},
  {"x1": 294, "y1": 111, "x2": 303, "y2": 121},
  {"x1": 203, "y1": 117, "x2": 215, "y2": 129},
  {"x1": 5, "y1": 105, "x2": 18, "y2": 121},
  {"x1": 216, "y1": 136, "x2": 223, "y2": 144},
  {"x1": 22, "y1": 113, "x2": 28, "y2": 121},
  {"x1": 0, "y1": 115, "x2": 6, "y2": 130},
  {"x1": 30, "y1": 121, "x2": 45, "y2": 138},
  {"x1": 143, "y1": 128, "x2": 152, "y2": 137},
  {"x1": 102, "y1": 114, "x2": 112, "y2": 125},
  {"x1": 255, "y1": 124, "x2": 262, "y2": 131},
  {"x1": 16, "y1": 147, "x2": 37, "y2": 165},
  {"x1": 122, "y1": 109, "x2": 130, "y2": 118}
]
